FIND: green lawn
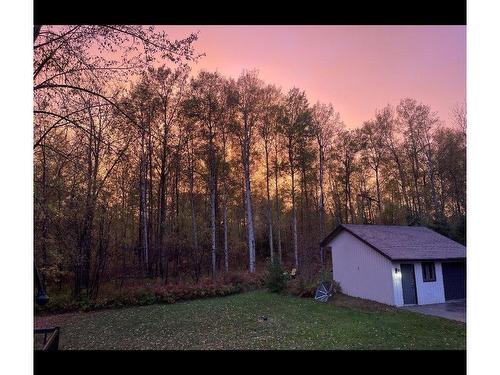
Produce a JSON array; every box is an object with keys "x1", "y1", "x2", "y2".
[{"x1": 35, "y1": 291, "x2": 465, "y2": 350}]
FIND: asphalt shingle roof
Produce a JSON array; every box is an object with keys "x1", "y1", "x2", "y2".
[{"x1": 321, "y1": 224, "x2": 466, "y2": 261}]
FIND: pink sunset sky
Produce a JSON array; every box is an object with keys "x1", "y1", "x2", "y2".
[{"x1": 162, "y1": 25, "x2": 466, "y2": 128}]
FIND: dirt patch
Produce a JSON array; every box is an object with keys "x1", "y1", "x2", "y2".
[
  {"x1": 34, "y1": 312, "x2": 79, "y2": 329},
  {"x1": 329, "y1": 293, "x2": 397, "y2": 313}
]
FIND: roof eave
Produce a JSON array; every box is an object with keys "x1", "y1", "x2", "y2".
[
  {"x1": 392, "y1": 257, "x2": 466, "y2": 262},
  {"x1": 320, "y1": 224, "x2": 393, "y2": 261},
  {"x1": 320, "y1": 224, "x2": 467, "y2": 262}
]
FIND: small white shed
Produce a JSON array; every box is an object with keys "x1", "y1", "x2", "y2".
[{"x1": 320, "y1": 224, "x2": 466, "y2": 306}]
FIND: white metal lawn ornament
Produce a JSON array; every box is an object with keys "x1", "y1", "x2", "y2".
[{"x1": 314, "y1": 282, "x2": 333, "y2": 302}]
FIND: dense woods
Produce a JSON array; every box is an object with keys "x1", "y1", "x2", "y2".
[{"x1": 34, "y1": 26, "x2": 466, "y2": 298}]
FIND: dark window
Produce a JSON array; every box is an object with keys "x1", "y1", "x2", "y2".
[{"x1": 422, "y1": 262, "x2": 436, "y2": 282}]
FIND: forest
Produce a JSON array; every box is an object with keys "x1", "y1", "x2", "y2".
[{"x1": 33, "y1": 25, "x2": 466, "y2": 299}]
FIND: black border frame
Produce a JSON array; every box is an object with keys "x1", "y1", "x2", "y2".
[{"x1": 33, "y1": 0, "x2": 466, "y2": 25}]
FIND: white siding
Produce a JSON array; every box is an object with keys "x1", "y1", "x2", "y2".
[
  {"x1": 392, "y1": 261, "x2": 446, "y2": 306},
  {"x1": 392, "y1": 263, "x2": 404, "y2": 306},
  {"x1": 327, "y1": 231, "x2": 394, "y2": 305}
]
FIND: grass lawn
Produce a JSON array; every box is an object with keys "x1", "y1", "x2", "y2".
[{"x1": 34, "y1": 290, "x2": 465, "y2": 350}]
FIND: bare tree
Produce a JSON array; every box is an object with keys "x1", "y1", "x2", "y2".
[
  {"x1": 126, "y1": 76, "x2": 160, "y2": 274},
  {"x1": 312, "y1": 102, "x2": 342, "y2": 262},
  {"x1": 183, "y1": 71, "x2": 229, "y2": 277},
  {"x1": 359, "y1": 119, "x2": 386, "y2": 222},
  {"x1": 452, "y1": 102, "x2": 467, "y2": 137},
  {"x1": 259, "y1": 85, "x2": 282, "y2": 262},
  {"x1": 234, "y1": 71, "x2": 263, "y2": 272},
  {"x1": 335, "y1": 129, "x2": 359, "y2": 224},
  {"x1": 34, "y1": 25, "x2": 200, "y2": 148},
  {"x1": 280, "y1": 88, "x2": 312, "y2": 270}
]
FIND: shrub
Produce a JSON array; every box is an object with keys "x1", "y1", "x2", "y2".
[
  {"x1": 286, "y1": 266, "x2": 342, "y2": 298},
  {"x1": 264, "y1": 260, "x2": 289, "y2": 293},
  {"x1": 287, "y1": 278, "x2": 316, "y2": 297},
  {"x1": 329, "y1": 280, "x2": 342, "y2": 294},
  {"x1": 35, "y1": 270, "x2": 265, "y2": 315},
  {"x1": 223, "y1": 271, "x2": 245, "y2": 287}
]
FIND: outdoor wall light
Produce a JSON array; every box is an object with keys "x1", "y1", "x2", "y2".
[{"x1": 394, "y1": 268, "x2": 402, "y2": 279}]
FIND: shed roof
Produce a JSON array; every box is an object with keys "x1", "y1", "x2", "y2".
[{"x1": 320, "y1": 224, "x2": 466, "y2": 261}]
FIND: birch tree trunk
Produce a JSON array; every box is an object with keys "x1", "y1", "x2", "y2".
[
  {"x1": 210, "y1": 170, "x2": 217, "y2": 277},
  {"x1": 243, "y1": 144, "x2": 256, "y2": 273},
  {"x1": 274, "y1": 141, "x2": 282, "y2": 263},
  {"x1": 375, "y1": 165, "x2": 382, "y2": 221},
  {"x1": 209, "y1": 132, "x2": 217, "y2": 278},
  {"x1": 410, "y1": 154, "x2": 422, "y2": 221},
  {"x1": 425, "y1": 143, "x2": 440, "y2": 220},
  {"x1": 224, "y1": 202, "x2": 229, "y2": 272},
  {"x1": 189, "y1": 157, "x2": 198, "y2": 251},
  {"x1": 264, "y1": 139, "x2": 274, "y2": 262},
  {"x1": 222, "y1": 131, "x2": 229, "y2": 272},
  {"x1": 318, "y1": 142, "x2": 325, "y2": 265},
  {"x1": 289, "y1": 146, "x2": 299, "y2": 269},
  {"x1": 388, "y1": 143, "x2": 412, "y2": 218},
  {"x1": 188, "y1": 138, "x2": 199, "y2": 281}
]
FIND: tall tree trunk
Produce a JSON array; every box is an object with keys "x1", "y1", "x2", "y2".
[
  {"x1": 425, "y1": 144, "x2": 440, "y2": 221},
  {"x1": 223, "y1": 202, "x2": 229, "y2": 272},
  {"x1": 139, "y1": 132, "x2": 149, "y2": 274},
  {"x1": 264, "y1": 139, "x2": 274, "y2": 262},
  {"x1": 209, "y1": 133, "x2": 217, "y2": 278},
  {"x1": 243, "y1": 148, "x2": 256, "y2": 273},
  {"x1": 300, "y1": 159, "x2": 309, "y2": 249},
  {"x1": 157, "y1": 114, "x2": 170, "y2": 280},
  {"x1": 409, "y1": 144, "x2": 422, "y2": 222},
  {"x1": 40, "y1": 139, "x2": 49, "y2": 268},
  {"x1": 348, "y1": 180, "x2": 355, "y2": 223},
  {"x1": 188, "y1": 139, "x2": 199, "y2": 277},
  {"x1": 189, "y1": 164, "x2": 200, "y2": 281},
  {"x1": 375, "y1": 165, "x2": 382, "y2": 222},
  {"x1": 318, "y1": 143, "x2": 325, "y2": 265},
  {"x1": 157, "y1": 147, "x2": 167, "y2": 279},
  {"x1": 289, "y1": 146, "x2": 299, "y2": 269},
  {"x1": 344, "y1": 159, "x2": 350, "y2": 223},
  {"x1": 147, "y1": 128, "x2": 154, "y2": 275},
  {"x1": 452, "y1": 175, "x2": 462, "y2": 217},
  {"x1": 390, "y1": 146, "x2": 412, "y2": 218},
  {"x1": 172, "y1": 146, "x2": 181, "y2": 283},
  {"x1": 79, "y1": 109, "x2": 99, "y2": 295},
  {"x1": 291, "y1": 172, "x2": 298, "y2": 269},
  {"x1": 274, "y1": 141, "x2": 282, "y2": 263},
  {"x1": 222, "y1": 131, "x2": 229, "y2": 272}
]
